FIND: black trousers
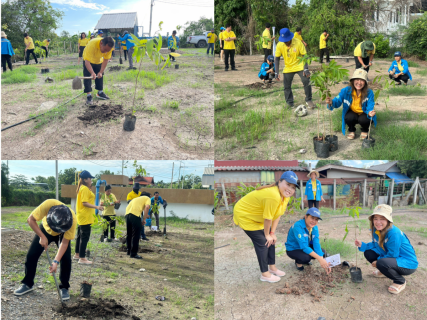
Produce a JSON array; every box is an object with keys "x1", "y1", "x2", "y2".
[
  {"x1": 83, "y1": 61, "x2": 103, "y2": 93},
  {"x1": 263, "y1": 48, "x2": 272, "y2": 62},
  {"x1": 79, "y1": 46, "x2": 85, "y2": 58},
  {"x1": 286, "y1": 245, "x2": 326, "y2": 265},
  {"x1": 25, "y1": 49, "x2": 38, "y2": 65},
  {"x1": 75, "y1": 224, "x2": 91, "y2": 258},
  {"x1": 123, "y1": 49, "x2": 128, "y2": 60},
  {"x1": 224, "y1": 49, "x2": 235, "y2": 70},
  {"x1": 320, "y1": 48, "x2": 330, "y2": 63},
  {"x1": 355, "y1": 56, "x2": 370, "y2": 73},
  {"x1": 1, "y1": 54, "x2": 12, "y2": 72},
  {"x1": 244, "y1": 229, "x2": 275, "y2": 273},
  {"x1": 389, "y1": 73, "x2": 410, "y2": 84},
  {"x1": 103, "y1": 215, "x2": 116, "y2": 239},
  {"x1": 345, "y1": 109, "x2": 371, "y2": 133},
  {"x1": 260, "y1": 74, "x2": 271, "y2": 81},
  {"x1": 22, "y1": 224, "x2": 71, "y2": 289},
  {"x1": 364, "y1": 249, "x2": 416, "y2": 285},
  {"x1": 41, "y1": 46, "x2": 48, "y2": 58},
  {"x1": 126, "y1": 214, "x2": 141, "y2": 256},
  {"x1": 169, "y1": 48, "x2": 176, "y2": 61},
  {"x1": 308, "y1": 200, "x2": 319, "y2": 209}
]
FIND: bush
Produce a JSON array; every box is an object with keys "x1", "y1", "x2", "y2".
[
  {"x1": 402, "y1": 12, "x2": 427, "y2": 60},
  {"x1": 370, "y1": 33, "x2": 390, "y2": 58},
  {"x1": 8, "y1": 189, "x2": 70, "y2": 206}
]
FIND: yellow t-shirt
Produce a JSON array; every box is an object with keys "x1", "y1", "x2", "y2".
[
  {"x1": 125, "y1": 196, "x2": 151, "y2": 218},
  {"x1": 97, "y1": 35, "x2": 103, "y2": 38},
  {"x1": 319, "y1": 34, "x2": 327, "y2": 49},
  {"x1": 121, "y1": 40, "x2": 127, "y2": 50},
  {"x1": 82, "y1": 37, "x2": 113, "y2": 64},
  {"x1": 24, "y1": 37, "x2": 35, "y2": 50},
  {"x1": 172, "y1": 36, "x2": 177, "y2": 48},
  {"x1": 219, "y1": 32, "x2": 224, "y2": 41},
  {"x1": 76, "y1": 185, "x2": 95, "y2": 225},
  {"x1": 262, "y1": 29, "x2": 272, "y2": 49},
  {"x1": 222, "y1": 31, "x2": 236, "y2": 50},
  {"x1": 294, "y1": 33, "x2": 303, "y2": 42},
  {"x1": 31, "y1": 199, "x2": 77, "y2": 240},
  {"x1": 42, "y1": 39, "x2": 49, "y2": 47},
  {"x1": 350, "y1": 90, "x2": 363, "y2": 115},
  {"x1": 78, "y1": 38, "x2": 90, "y2": 47},
  {"x1": 354, "y1": 42, "x2": 376, "y2": 57},
  {"x1": 233, "y1": 186, "x2": 290, "y2": 231},
  {"x1": 275, "y1": 38, "x2": 306, "y2": 74},
  {"x1": 101, "y1": 193, "x2": 117, "y2": 216},
  {"x1": 127, "y1": 190, "x2": 141, "y2": 201},
  {"x1": 207, "y1": 33, "x2": 217, "y2": 44},
  {"x1": 311, "y1": 179, "x2": 317, "y2": 199},
  {"x1": 397, "y1": 61, "x2": 404, "y2": 72}
]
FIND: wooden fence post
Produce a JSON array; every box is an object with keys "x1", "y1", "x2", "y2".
[
  {"x1": 300, "y1": 179, "x2": 304, "y2": 210},
  {"x1": 333, "y1": 179, "x2": 336, "y2": 211},
  {"x1": 363, "y1": 179, "x2": 367, "y2": 208},
  {"x1": 221, "y1": 182, "x2": 229, "y2": 211},
  {"x1": 389, "y1": 179, "x2": 394, "y2": 206}
]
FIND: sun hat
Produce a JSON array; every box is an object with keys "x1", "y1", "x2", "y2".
[
  {"x1": 46, "y1": 205, "x2": 73, "y2": 233},
  {"x1": 369, "y1": 204, "x2": 393, "y2": 223},
  {"x1": 1, "y1": 31, "x2": 7, "y2": 38},
  {"x1": 307, "y1": 170, "x2": 320, "y2": 178},
  {"x1": 278, "y1": 28, "x2": 294, "y2": 43},
  {"x1": 394, "y1": 51, "x2": 402, "y2": 57},
  {"x1": 280, "y1": 171, "x2": 300, "y2": 189},
  {"x1": 306, "y1": 207, "x2": 322, "y2": 220},
  {"x1": 350, "y1": 68, "x2": 368, "y2": 82},
  {"x1": 79, "y1": 170, "x2": 94, "y2": 179}
]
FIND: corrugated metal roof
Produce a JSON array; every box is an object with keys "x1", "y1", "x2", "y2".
[
  {"x1": 95, "y1": 12, "x2": 138, "y2": 30},
  {"x1": 369, "y1": 161, "x2": 398, "y2": 172},
  {"x1": 215, "y1": 160, "x2": 298, "y2": 167},
  {"x1": 315, "y1": 164, "x2": 385, "y2": 175},
  {"x1": 385, "y1": 172, "x2": 413, "y2": 184},
  {"x1": 215, "y1": 166, "x2": 307, "y2": 171},
  {"x1": 203, "y1": 167, "x2": 214, "y2": 175}
]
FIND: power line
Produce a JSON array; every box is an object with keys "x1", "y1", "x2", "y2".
[{"x1": 155, "y1": 0, "x2": 213, "y2": 7}]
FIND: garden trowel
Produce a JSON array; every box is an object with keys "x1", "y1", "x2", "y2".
[{"x1": 46, "y1": 249, "x2": 66, "y2": 307}]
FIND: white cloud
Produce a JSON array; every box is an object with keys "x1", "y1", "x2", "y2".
[{"x1": 50, "y1": 0, "x2": 108, "y2": 10}]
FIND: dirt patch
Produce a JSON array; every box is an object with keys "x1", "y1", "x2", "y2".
[
  {"x1": 108, "y1": 66, "x2": 124, "y2": 72},
  {"x1": 57, "y1": 298, "x2": 139, "y2": 319},
  {"x1": 118, "y1": 244, "x2": 163, "y2": 254},
  {"x1": 77, "y1": 104, "x2": 124, "y2": 125},
  {"x1": 245, "y1": 82, "x2": 277, "y2": 90}
]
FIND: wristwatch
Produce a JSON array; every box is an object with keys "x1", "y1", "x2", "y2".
[{"x1": 53, "y1": 260, "x2": 59, "y2": 264}]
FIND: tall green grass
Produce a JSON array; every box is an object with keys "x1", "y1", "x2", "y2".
[
  {"x1": 113, "y1": 69, "x2": 173, "y2": 88},
  {"x1": 416, "y1": 69, "x2": 427, "y2": 77},
  {"x1": 51, "y1": 69, "x2": 83, "y2": 81},
  {"x1": 1, "y1": 65, "x2": 38, "y2": 84},
  {"x1": 322, "y1": 238, "x2": 355, "y2": 259},
  {"x1": 407, "y1": 61, "x2": 420, "y2": 68},
  {"x1": 387, "y1": 85, "x2": 427, "y2": 96}
]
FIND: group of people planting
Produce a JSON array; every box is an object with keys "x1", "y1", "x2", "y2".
[
  {"x1": 233, "y1": 170, "x2": 418, "y2": 294},
  {"x1": 13, "y1": 170, "x2": 167, "y2": 299}
]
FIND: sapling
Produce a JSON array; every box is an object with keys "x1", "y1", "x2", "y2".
[{"x1": 341, "y1": 205, "x2": 362, "y2": 269}]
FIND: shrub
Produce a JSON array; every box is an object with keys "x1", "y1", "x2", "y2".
[
  {"x1": 8, "y1": 189, "x2": 70, "y2": 206},
  {"x1": 370, "y1": 33, "x2": 390, "y2": 58},
  {"x1": 402, "y1": 12, "x2": 427, "y2": 60}
]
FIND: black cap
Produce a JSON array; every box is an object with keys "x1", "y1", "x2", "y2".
[
  {"x1": 46, "y1": 205, "x2": 73, "y2": 233},
  {"x1": 80, "y1": 170, "x2": 94, "y2": 179},
  {"x1": 105, "y1": 185, "x2": 112, "y2": 191}
]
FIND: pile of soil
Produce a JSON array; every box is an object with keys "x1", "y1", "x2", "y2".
[
  {"x1": 275, "y1": 264, "x2": 349, "y2": 302},
  {"x1": 246, "y1": 82, "x2": 276, "y2": 90},
  {"x1": 77, "y1": 104, "x2": 124, "y2": 125},
  {"x1": 109, "y1": 65, "x2": 124, "y2": 72},
  {"x1": 56, "y1": 298, "x2": 140, "y2": 319},
  {"x1": 118, "y1": 244, "x2": 163, "y2": 254}
]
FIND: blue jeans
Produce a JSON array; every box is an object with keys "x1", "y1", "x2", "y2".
[
  {"x1": 140, "y1": 216, "x2": 146, "y2": 239},
  {"x1": 207, "y1": 43, "x2": 214, "y2": 55}
]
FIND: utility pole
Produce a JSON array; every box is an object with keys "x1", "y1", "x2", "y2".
[
  {"x1": 55, "y1": 160, "x2": 59, "y2": 200},
  {"x1": 170, "y1": 162, "x2": 174, "y2": 189},
  {"x1": 122, "y1": 160, "x2": 124, "y2": 176},
  {"x1": 149, "y1": 0, "x2": 155, "y2": 37}
]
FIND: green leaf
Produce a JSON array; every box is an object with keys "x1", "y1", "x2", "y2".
[
  {"x1": 161, "y1": 55, "x2": 170, "y2": 70},
  {"x1": 342, "y1": 224, "x2": 349, "y2": 241},
  {"x1": 157, "y1": 34, "x2": 162, "y2": 52},
  {"x1": 146, "y1": 39, "x2": 154, "y2": 57}
]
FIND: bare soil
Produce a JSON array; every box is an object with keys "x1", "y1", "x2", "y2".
[
  {"x1": 77, "y1": 104, "x2": 124, "y2": 125},
  {"x1": 214, "y1": 208, "x2": 427, "y2": 320}
]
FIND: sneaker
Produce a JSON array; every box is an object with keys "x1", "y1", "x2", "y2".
[
  {"x1": 127, "y1": 251, "x2": 130, "y2": 255},
  {"x1": 260, "y1": 274, "x2": 281, "y2": 283},
  {"x1": 295, "y1": 262, "x2": 304, "y2": 271},
  {"x1": 86, "y1": 95, "x2": 93, "y2": 105},
  {"x1": 73, "y1": 255, "x2": 80, "y2": 260},
  {"x1": 14, "y1": 284, "x2": 35, "y2": 296},
  {"x1": 224, "y1": 68, "x2": 229, "y2": 72},
  {"x1": 96, "y1": 91, "x2": 110, "y2": 100},
  {"x1": 130, "y1": 254, "x2": 143, "y2": 259},
  {"x1": 113, "y1": 238, "x2": 120, "y2": 242},
  {"x1": 268, "y1": 268, "x2": 286, "y2": 277},
  {"x1": 231, "y1": 68, "x2": 238, "y2": 71},
  {"x1": 60, "y1": 288, "x2": 70, "y2": 301},
  {"x1": 306, "y1": 101, "x2": 316, "y2": 109},
  {"x1": 141, "y1": 237, "x2": 149, "y2": 241},
  {"x1": 308, "y1": 261, "x2": 313, "y2": 265}
]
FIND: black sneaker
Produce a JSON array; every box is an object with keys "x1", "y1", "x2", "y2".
[
  {"x1": 96, "y1": 91, "x2": 110, "y2": 100},
  {"x1": 86, "y1": 94, "x2": 93, "y2": 105},
  {"x1": 295, "y1": 262, "x2": 304, "y2": 271},
  {"x1": 60, "y1": 288, "x2": 70, "y2": 301},
  {"x1": 130, "y1": 254, "x2": 143, "y2": 259},
  {"x1": 14, "y1": 284, "x2": 35, "y2": 296},
  {"x1": 127, "y1": 251, "x2": 130, "y2": 255},
  {"x1": 232, "y1": 68, "x2": 238, "y2": 71},
  {"x1": 225, "y1": 68, "x2": 229, "y2": 72},
  {"x1": 141, "y1": 237, "x2": 149, "y2": 241},
  {"x1": 308, "y1": 261, "x2": 313, "y2": 265}
]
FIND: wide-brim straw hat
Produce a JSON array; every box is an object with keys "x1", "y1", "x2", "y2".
[
  {"x1": 350, "y1": 68, "x2": 368, "y2": 82},
  {"x1": 1, "y1": 31, "x2": 6, "y2": 37},
  {"x1": 307, "y1": 170, "x2": 320, "y2": 178},
  {"x1": 368, "y1": 204, "x2": 393, "y2": 223}
]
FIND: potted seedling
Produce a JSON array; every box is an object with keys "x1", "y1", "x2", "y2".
[{"x1": 342, "y1": 205, "x2": 363, "y2": 283}]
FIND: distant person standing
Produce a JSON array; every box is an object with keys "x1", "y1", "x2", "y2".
[
  {"x1": 219, "y1": 27, "x2": 225, "y2": 62},
  {"x1": 121, "y1": 38, "x2": 127, "y2": 61},
  {"x1": 262, "y1": 23, "x2": 275, "y2": 62},
  {"x1": 78, "y1": 32, "x2": 89, "y2": 64},
  {"x1": 41, "y1": 39, "x2": 50, "y2": 59},
  {"x1": 118, "y1": 31, "x2": 136, "y2": 70},
  {"x1": 100, "y1": 185, "x2": 120, "y2": 241},
  {"x1": 1, "y1": 31, "x2": 15, "y2": 72},
  {"x1": 127, "y1": 183, "x2": 149, "y2": 241},
  {"x1": 222, "y1": 24, "x2": 237, "y2": 71},
  {"x1": 319, "y1": 30, "x2": 329, "y2": 64},
  {"x1": 207, "y1": 28, "x2": 217, "y2": 56},
  {"x1": 150, "y1": 192, "x2": 165, "y2": 230},
  {"x1": 24, "y1": 33, "x2": 38, "y2": 65},
  {"x1": 304, "y1": 170, "x2": 326, "y2": 209},
  {"x1": 293, "y1": 27, "x2": 307, "y2": 47},
  {"x1": 168, "y1": 30, "x2": 179, "y2": 62}
]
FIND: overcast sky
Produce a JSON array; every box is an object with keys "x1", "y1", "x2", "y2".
[
  {"x1": 3, "y1": 160, "x2": 213, "y2": 182},
  {"x1": 50, "y1": 0, "x2": 213, "y2": 37}
]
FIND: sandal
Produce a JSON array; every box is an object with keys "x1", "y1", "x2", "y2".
[
  {"x1": 372, "y1": 270, "x2": 386, "y2": 278},
  {"x1": 347, "y1": 132, "x2": 355, "y2": 140},
  {"x1": 360, "y1": 132, "x2": 368, "y2": 140},
  {"x1": 388, "y1": 282, "x2": 406, "y2": 294}
]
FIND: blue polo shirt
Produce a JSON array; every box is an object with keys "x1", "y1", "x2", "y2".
[{"x1": 285, "y1": 219, "x2": 323, "y2": 256}]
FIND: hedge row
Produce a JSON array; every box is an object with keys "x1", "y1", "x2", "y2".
[{"x1": 7, "y1": 189, "x2": 71, "y2": 207}]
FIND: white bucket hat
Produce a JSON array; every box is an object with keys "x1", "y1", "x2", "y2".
[
  {"x1": 350, "y1": 69, "x2": 368, "y2": 82},
  {"x1": 307, "y1": 170, "x2": 319, "y2": 178},
  {"x1": 369, "y1": 204, "x2": 393, "y2": 223},
  {"x1": 1, "y1": 31, "x2": 7, "y2": 38}
]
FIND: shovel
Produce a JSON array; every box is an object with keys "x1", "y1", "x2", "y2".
[
  {"x1": 119, "y1": 44, "x2": 123, "y2": 65},
  {"x1": 163, "y1": 201, "x2": 168, "y2": 236},
  {"x1": 46, "y1": 249, "x2": 65, "y2": 306},
  {"x1": 72, "y1": 76, "x2": 93, "y2": 90}
]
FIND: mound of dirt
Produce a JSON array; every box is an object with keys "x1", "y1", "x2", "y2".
[
  {"x1": 245, "y1": 82, "x2": 276, "y2": 90},
  {"x1": 77, "y1": 104, "x2": 124, "y2": 125},
  {"x1": 109, "y1": 65, "x2": 124, "y2": 72},
  {"x1": 275, "y1": 264, "x2": 349, "y2": 302},
  {"x1": 57, "y1": 298, "x2": 140, "y2": 319},
  {"x1": 118, "y1": 244, "x2": 162, "y2": 254}
]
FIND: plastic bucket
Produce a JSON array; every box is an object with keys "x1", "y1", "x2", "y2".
[
  {"x1": 123, "y1": 114, "x2": 136, "y2": 131},
  {"x1": 313, "y1": 136, "x2": 330, "y2": 158},
  {"x1": 114, "y1": 202, "x2": 121, "y2": 210},
  {"x1": 362, "y1": 137, "x2": 375, "y2": 149},
  {"x1": 350, "y1": 267, "x2": 363, "y2": 283},
  {"x1": 326, "y1": 135, "x2": 338, "y2": 152},
  {"x1": 146, "y1": 218, "x2": 152, "y2": 227},
  {"x1": 175, "y1": 64, "x2": 179, "y2": 69},
  {"x1": 80, "y1": 282, "x2": 92, "y2": 298}
]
